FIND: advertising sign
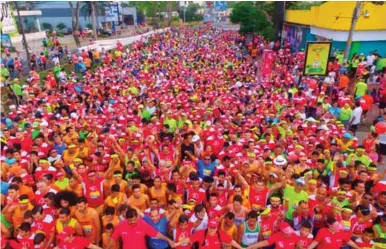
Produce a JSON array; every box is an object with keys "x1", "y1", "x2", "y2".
[
  {"x1": 303, "y1": 42, "x2": 332, "y2": 76},
  {"x1": 1, "y1": 34, "x2": 12, "y2": 48},
  {"x1": 104, "y1": 3, "x2": 119, "y2": 22}
]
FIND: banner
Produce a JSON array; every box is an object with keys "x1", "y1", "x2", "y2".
[
  {"x1": 262, "y1": 49, "x2": 275, "y2": 80},
  {"x1": 1, "y1": 34, "x2": 12, "y2": 48},
  {"x1": 303, "y1": 42, "x2": 332, "y2": 76}
]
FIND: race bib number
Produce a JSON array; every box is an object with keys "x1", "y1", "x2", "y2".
[
  {"x1": 83, "y1": 225, "x2": 93, "y2": 234},
  {"x1": 90, "y1": 191, "x2": 100, "y2": 199},
  {"x1": 262, "y1": 230, "x2": 272, "y2": 239},
  {"x1": 203, "y1": 169, "x2": 211, "y2": 176}
]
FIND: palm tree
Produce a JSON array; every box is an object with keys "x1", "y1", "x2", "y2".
[
  {"x1": 81, "y1": 1, "x2": 97, "y2": 40},
  {"x1": 69, "y1": 1, "x2": 81, "y2": 47},
  {"x1": 1, "y1": 2, "x2": 10, "y2": 23},
  {"x1": 81, "y1": 2, "x2": 113, "y2": 40},
  {"x1": 14, "y1": 2, "x2": 31, "y2": 71}
]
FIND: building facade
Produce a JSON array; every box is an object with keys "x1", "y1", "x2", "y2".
[
  {"x1": 35, "y1": 1, "x2": 137, "y2": 31},
  {"x1": 283, "y1": 2, "x2": 386, "y2": 58}
]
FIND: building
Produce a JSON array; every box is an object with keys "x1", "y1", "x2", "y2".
[
  {"x1": 282, "y1": 2, "x2": 386, "y2": 58},
  {"x1": 0, "y1": 2, "x2": 45, "y2": 44},
  {"x1": 35, "y1": 1, "x2": 137, "y2": 31}
]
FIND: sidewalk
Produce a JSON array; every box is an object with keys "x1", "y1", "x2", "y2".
[
  {"x1": 9, "y1": 26, "x2": 153, "y2": 74},
  {"x1": 10, "y1": 26, "x2": 152, "y2": 60}
]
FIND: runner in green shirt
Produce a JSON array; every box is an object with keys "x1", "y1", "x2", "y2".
[
  {"x1": 340, "y1": 104, "x2": 352, "y2": 122},
  {"x1": 283, "y1": 179, "x2": 308, "y2": 221},
  {"x1": 345, "y1": 147, "x2": 371, "y2": 167},
  {"x1": 354, "y1": 79, "x2": 368, "y2": 98},
  {"x1": 11, "y1": 79, "x2": 22, "y2": 98},
  {"x1": 1, "y1": 66, "x2": 9, "y2": 79}
]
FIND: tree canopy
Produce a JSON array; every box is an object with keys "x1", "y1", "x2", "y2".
[
  {"x1": 179, "y1": 3, "x2": 203, "y2": 22},
  {"x1": 230, "y1": 2, "x2": 274, "y2": 39}
]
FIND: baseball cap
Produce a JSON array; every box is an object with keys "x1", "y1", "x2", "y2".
[
  {"x1": 192, "y1": 135, "x2": 200, "y2": 142},
  {"x1": 279, "y1": 222, "x2": 294, "y2": 235},
  {"x1": 57, "y1": 226, "x2": 75, "y2": 240},
  {"x1": 208, "y1": 219, "x2": 218, "y2": 228},
  {"x1": 296, "y1": 178, "x2": 306, "y2": 186}
]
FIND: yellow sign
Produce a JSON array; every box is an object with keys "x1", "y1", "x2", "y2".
[{"x1": 303, "y1": 42, "x2": 332, "y2": 76}]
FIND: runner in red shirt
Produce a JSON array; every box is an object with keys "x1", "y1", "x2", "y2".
[
  {"x1": 56, "y1": 226, "x2": 101, "y2": 249},
  {"x1": 31, "y1": 206, "x2": 55, "y2": 246},
  {"x1": 295, "y1": 222, "x2": 314, "y2": 248},
  {"x1": 16, "y1": 222, "x2": 35, "y2": 249},
  {"x1": 173, "y1": 215, "x2": 194, "y2": 249},
  {"x1": 248, "y1": 222, "x2": 301, "y2": 249},
  {"x1": 173, "y1": 220, "x2": 242, "y2": 249},
  {"x1": 110, "y1": 208, "x2": 173, "y2": 249},
  {"x1": 308, "y1": 217, "x2": 360, "y2": 249}
]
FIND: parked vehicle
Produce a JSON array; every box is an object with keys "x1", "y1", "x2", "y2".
[
  {"x1": 59, "y1": 28, "x2": 73, "y2": 35},
  {"x1": 97, "y1": 29, "x2": 112, "y2": 37},
  {"x1": 82, "y1": 28, "x2": 93, "y2": 35}
]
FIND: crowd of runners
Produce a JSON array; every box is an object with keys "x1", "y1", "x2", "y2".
[{"x1": 1, "y1": 25, "x2": 386, "y2": 249}]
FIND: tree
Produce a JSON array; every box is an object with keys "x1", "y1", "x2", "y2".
[
  {"x1": 230, "y1": 2, "x2": 271, "y2": 35},
  {"x1": 1, "y1": 2, "x2": 10, "y2": 23},
  {"x1": 56, "y1": 23, "x2": 66, "y2": 30},
  {"x1": 14, "y1": 2, "x2": 31, "y2": 71},
  {"x1": 80, "y1": 2, "x2": 98, "y2": 40},
  {"x1": 69, "y1": 1, "x2": 81, "y2": 47},
  {"x1": 285, "y1": 1, "x2": 324, "y2": 10},
  {"x1": 41, "y1": 22, "x2": 53, "y2": 31},
  {"x1": 179, "y1": 3, "x2": 203, "y2": 22}
]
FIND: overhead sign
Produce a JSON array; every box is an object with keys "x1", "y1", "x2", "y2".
[
  {"x1": 215, "y1": 1, "x2": 227, "y2": 11},
  {"x1": 1, "y1": 34, "x2": 12, "y2": 48},
  {"x1": 303, "y1": 42, "x2": 332, "y2": 76}
]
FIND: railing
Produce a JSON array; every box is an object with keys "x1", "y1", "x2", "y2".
[{"x1": 77, "y1": 27, "x2": 171, "y2": 53}]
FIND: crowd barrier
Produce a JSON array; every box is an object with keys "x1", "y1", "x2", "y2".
[{"x1": 77, "y1": 27, "x2": 171, "y2": 53}]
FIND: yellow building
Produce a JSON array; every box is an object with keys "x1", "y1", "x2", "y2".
[{"x1": 282, "y1": 2, "x2": 386, "y2": 58}]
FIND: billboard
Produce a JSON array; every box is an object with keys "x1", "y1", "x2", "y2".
[
  {"x1": 303, "y1": 42, "x2": 332, "y2": 76},
  {"x1": 1, "y1": 34, "x2": 12, "y2": 48},
  {"x1": 104, "y1": 3, "x2": 119, "y2": 22},
  {"x1": 282, "y1": 23, "x2": 308, "y2": 52}
]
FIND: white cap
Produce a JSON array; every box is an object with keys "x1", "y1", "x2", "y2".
[{"x1": 192, "y1": 135, "x2": 200, "y2": 142}]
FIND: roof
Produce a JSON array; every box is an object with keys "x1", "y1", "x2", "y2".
[{"x1": 285, "y1": 2, "x2": 386, "y2": 31}]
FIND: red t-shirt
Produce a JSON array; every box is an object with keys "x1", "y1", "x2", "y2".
[
  {"x1": 266, "y1": 232, "x2": 300, "y2": 249},
  {"x1": 57, "y1": 236, "x2": 90, "y2": 249},
  {"x1": 111, "y1": 219, "x2": 158, "y2": 249},
  {"x1": 190, "y1": 230, "x2": 232, "y2": 249},
  {"x1": 314, "y1": 228, "x2": 350, "y2": 249},
  {"x1": 295, "y1": 231, "x2": 313, "y2": 248}
]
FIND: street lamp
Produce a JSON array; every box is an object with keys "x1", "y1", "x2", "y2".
[{"x1": 183, "y1": 5, "x2": 187, "y2": 23}]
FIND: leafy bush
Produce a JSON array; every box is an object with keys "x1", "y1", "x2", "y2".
[
  {"x1": 230, "y1": 1, "x2": 275, "y2": 38},
  {"x1": 42, "y1": 23, "x2": 53, "y2": 31},
  {"x1": 56, "y1": 23, "x2": 66, "y2": 30}
]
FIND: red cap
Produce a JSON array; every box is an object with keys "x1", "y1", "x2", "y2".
[
  {"x1": 57, "y1": 226, "x2": 75, "y2": 240},
  {"x1": 279, "y1": 222, "x2": 294, "y2": 235},
  {"x1": 208, "y1": 219, "x2": 218, "y2": 228}
]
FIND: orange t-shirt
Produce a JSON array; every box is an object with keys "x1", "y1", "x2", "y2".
[
  {"x1": 102, "y1": 232, "x2": 119, "y2": 249},
  {"x1": 128, "y1": 194, "x2": 149, "y2": 211},
  {"x1": 339, "y1": 75, "x2": 349, "y2": 89},
  {"x1": 361, "y1": 95, "x2": 374, "y2": 111}
]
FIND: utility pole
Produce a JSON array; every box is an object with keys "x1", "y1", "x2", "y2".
[
  {"x1": 344, "y1": 2, "x2": 361, "y2": 62},
  {"x1": 14, "y1": 1, "x2": 31, "y2": 71}
]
